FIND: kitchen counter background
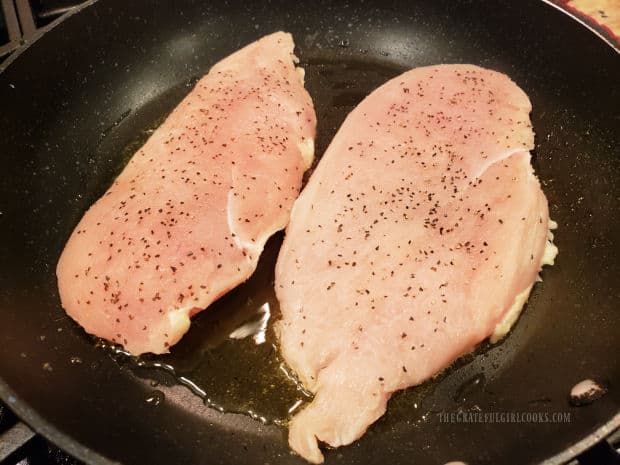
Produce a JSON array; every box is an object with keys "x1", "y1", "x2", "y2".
[{"x1": 555, "y1": 0, "x2": 620, "y2": 43}]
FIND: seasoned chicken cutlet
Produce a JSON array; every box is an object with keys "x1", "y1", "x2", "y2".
[
  {"x1": 57, "y1": 32, "x2": 316, "y2": 355},
  {"x1": 275, "y1": 64, "x2": 557, "y2": 463}
]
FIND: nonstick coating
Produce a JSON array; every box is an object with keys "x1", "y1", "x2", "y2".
[{"x1": 0, "y1": 1, "x2": 618, "y2": 464}]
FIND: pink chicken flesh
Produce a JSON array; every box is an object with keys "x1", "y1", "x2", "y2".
[
  {"x1": 275, "y1": 64, "x2": 557, "y2": 463},
  {"x1": 57, "y1": 32, "x2": 316, "y2": 355}
]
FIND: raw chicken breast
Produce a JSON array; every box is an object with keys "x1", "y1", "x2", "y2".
[
  {"x1": 57, "y1": 32, "x2": 316, "y2": 355},
  {"x1": 275, "y1": 64, "x2": 557, "y2": 463}
]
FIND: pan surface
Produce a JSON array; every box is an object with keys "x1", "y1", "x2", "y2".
[{"x1": 0, "y1": 0, "x2": 618, "y2": 464}]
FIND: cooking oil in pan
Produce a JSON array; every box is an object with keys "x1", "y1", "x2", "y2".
[
  {"x1": 95, "y1": 233, "x2": 311, "y2": 425},
  {"x1": 144, "y1": 390, "x2": 165, "y2": 406}
]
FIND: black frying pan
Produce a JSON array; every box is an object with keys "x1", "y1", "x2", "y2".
[{"x1": 0, "y1": 0, "x2": 618, "y2": 464}]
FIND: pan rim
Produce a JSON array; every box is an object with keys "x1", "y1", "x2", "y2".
[
  {"x1": 0, "y1": 0, "x2": 618, "y2": 464},
  {"x1": 0, "y1": 380, "x2": 117, "y2": 465},
  {"x1": 2, "y1": 379, "x2": 619, "y2": 465},
  {"x1": 0, "y1": 0, "x2": 99, "y2": 74},
  {"x1": 540, "y1": 0, "x2": 620, "y2": 53}
]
